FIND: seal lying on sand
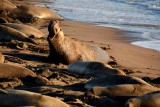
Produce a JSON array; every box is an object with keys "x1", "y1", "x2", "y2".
[
  {"x1": 9, "y1": 4, "x2": 63, "y2": 20},
  {"x1": 47, "y1": 20, "x2": 110, "y2": 64},
  {"x1": 0, "y1": 63, "x2": 37, "y2": 78},
  {"x1": 85, "y1": 74, "x2": 151, "y2": 89},
  {"x1": 0, "y1": 25, "x2": 35, "y2": 43},
  {"x1": 1, "y1": 23, "x2": 45, "y2": 38},
  {"x1": 0, "y1": 89, "x2": 69, "y2": 107},
  {"x1": 88, "y1": 84, "x2": 160, "y2": 97},
  {"x1": 68, "y1": 61, "x2": 125, "y2": 77},
  {"x1": 0, "y1": 0, "x2": 16, "y2": 11},
  {"x1": 125, "y1": 91, "x2": 160, "y2": 107},
  {"x1": 0, "y1": 52, "x2": 4, "y2": 63}
]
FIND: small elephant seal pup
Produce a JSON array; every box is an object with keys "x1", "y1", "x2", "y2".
[
  {"x1": 0, "y1": 0, "x2": 16, "y2": 11},
  {"x1": 1, "y1": 23, "x2": 45, "y2": 38},
  {"x1": 0, "y1": 25, "x2": 35, "y2": 43},
  {"x1": 89, "y1": 84, "x2": 160, "y2": 97},
  {"x1": 47, "y1": 20, "x2": 110, "y2": 64},
  {"x1": 0, "y1": 89, "x2": 69, "y2": 107},
  {"x1": 68, "y1": 61, "x2": 125, "y2": 77},
  {"x1": 0, "y1": 63, "x2": 37, "y2": 78},
  {"x1": 125, "y1": 91, "x2": 160, "y2": 107},
  {"x1": 9, "y1": 4, "x2": 63, "y2": 20},
  {"x1": 0, "y1": 52, "x2": 4, "y2": 63},
  {"x1": 85, "y1": 74, "x2": 151, "y2": 89}
]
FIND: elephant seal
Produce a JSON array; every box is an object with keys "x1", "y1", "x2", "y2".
[
  {"x1": 88, "y1": 84, "x2": 160, "y2": 97},
  {"x1": 47, "y1": 20, "x2": 110, "y2": 64},
  {"x1": 1, "y1": 23, "x2": 45, "y2": 38},
  {"x1": 9, "y1": 4, "x2": 63, "y2": 20},
  {"x1": 0, "y1": 52, "x2": 4, "y2": 63},
  {"x1": 0, "y1": 89, "x2": 69, "y2": 107},
  {"x1": 68, "y1": 61, "x2": 125, "y2": 77},
  {"x1": 0, "y1": 0, "x2": 16, "y2": 11},
  {"x1": 85, "y1": 75, "x2": 151, "y2": 89},
  {"x1": 125, "y1": 91, "x2": 160, "y2": 107},
  {"x1": 0, "y1": 25, "x2": 35, "y2": 43},
  {"x1": 0, "y1": 63, "x2": 37, "y2": 78}
]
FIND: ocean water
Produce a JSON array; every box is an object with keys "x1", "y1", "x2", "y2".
[{"x1": 47, "y1": 0, "x2": 160, "y2": 52}]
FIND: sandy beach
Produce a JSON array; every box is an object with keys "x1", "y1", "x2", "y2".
[{"x1": 0, "y1": 0, "x2": 160, "y2": 107}]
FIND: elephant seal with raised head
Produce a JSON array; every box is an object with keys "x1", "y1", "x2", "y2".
[
  {"x1": 9, "y1": 4, "x2": 63, "y2": 20},
  {"x1": 125, "y1": 91, "x2": 160, "y2": 107},
  {"x1": 1, "y1": 23, "x2": 45, "y2": 38},
  {"x1": 68, "y1": 61, "x2": 125, "y2": 77},
  {"x1": 0, "y1": 25, "x2": 35, "y2": 43},
  {"x1": 47, "y1": 20, "x2": 110, "y2": 64},
  {"x1": 0, "y1": 89, "x2": 69, "y2": 107},
  {"x1": 0, "y1": 63, "x2": 37, "y2": 78}
]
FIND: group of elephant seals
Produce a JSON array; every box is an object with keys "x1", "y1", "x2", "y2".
[
  {"x1": 0, "y1": 63, "x2": 37, "y2": 78},
  {"x1": 0, "y1": 52, "x2": 4, "y2": 63},
  {"x1": 47, "y1": 20, "x2": 110, "y2": 64},
  {"x1": 85, "y1": 74, "x2": 151, "y2": 89},
  {"x1": 1, "y1": 23, "x2": 45, "y2": 38},
  {"x1": 0, "y1": 89, "x2": 69, "y2": 107},
  {"x1": 0, "y1": 0, "x2": 16, "y2": 11},
  {"x1": 9, "y1": 4, "x2": 63, "y2": 20},
  {"x1": 0, "y1": 24, "x2": 35, "y2": 43},
  {"x1": 68, "y1": 61, "x2": 125, "y2": 77},
  {"x1": 125, "y1": 91, "x2": 160, "y2": 107}
]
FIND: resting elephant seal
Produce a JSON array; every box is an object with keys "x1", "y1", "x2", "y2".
[
  {"x1": 0, "y1": 25, "x2": 35, "y2": 43},
  {"x1": 85, "y1": 74, "x2": 151, "y2": 89},
  {"x1": 0, "y1": 52, "x2": 4, "y2": 63},
  {"x1": 0, "y1": 0, "x2": 16, "y2": 11},
  {"x1": 47, "y1": 20, "x2": 110, "y2": 64},
  {"x1": 125, "y1": 91, "x2": 160, "y2": 107},
  {"x1": 1, "y1": 23, "x2": 45, "y2": 38},
  {"x1": 9, "y1": 4, "x2": 63, "y2": 20},
  {"x1": 68, "y1": 61, "x2": 125, "y2": 77},
  {"x1": 0, "y1": 63, "x2": 37, "y2": 78},
  {"x1": 88, "y1": 84, "x2": 160, "y2": 97},
  {"x1": 0, "y1": 89, "x2": 69, "y2": 107}
]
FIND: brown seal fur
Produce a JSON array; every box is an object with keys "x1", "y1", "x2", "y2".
[
  {"x1": 1, "y1": 23, "x2": 45, "y2": 38},
  {"x1": 68, "y1": 61, "x2": 125, "y2": 77},
  {"x1": 0, "y1": 63, "x2": 37, "y2": 78},
  {"x1": 0, "y1": 52, "x2": 4, "y2": 63},
  {"x1": 125, "y1": 91, "x2": 160, "y2": 107},
  {"x1": 0, "y1": 25, "x2": 35, "y2": 43},
  {"x1": 9, "y1": 4, "x2": 63, "y2": 20},
  {"x1": 89, "y1": 84, "x2": 160, "y2": 97},
  {"x1": 0, "y1": 0, "x2": 16, "y2": 11},
  {"x1": 0, "y1": 89, "x2": 69, "y2": 107},
  {"x1": 85, "y1": 74, "x2": 151, "y2": 89},
  {"x1": 47, "y1": 20, "x2": 110, "y2": 64}
]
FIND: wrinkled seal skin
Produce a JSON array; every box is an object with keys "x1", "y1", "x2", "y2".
[
  {"x1": 0, "y1": 0, "x2": 16, "y2": 11},
  {"x1": 1, "y1": 23, "x2": 45, "y2": 38},
  {"x1": 0, "y1": 89, "x2": 69, "y2": 107},
  {"x1": 85, "y1": 74, "x2": 151, "y2": 90},
  {"x1": 0, "y1": 52, "x2": 4, "y2": 63},
  {"x1": 9, "y1": 4, "x2": 63, "y2": 20},
  {"x1": 125, "y1": 91, "x2": 160, "y2": 107},
  {"x1": 68, "y1": 61, "x2": 125, "y2": 77},
  {"x1": 47, "y1": 21, "x2": 110, "y2": 64},
  {"x1": 0, "y1": 25, "x2": 35, "y2": 43},
  {"x1": 0, "y1": 63, "x2": 37, "y2": 78}
]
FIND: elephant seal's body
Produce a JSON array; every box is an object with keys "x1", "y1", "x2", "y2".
[
  {"x1": 47, "y1": 21, "x2": 110, "y2": 64},
  {"x1": 1, "y1": 23, "x2": 45, "y2": 38},
  {"x1": 0, "y1": 63, "x2": 37, "y2": 78},
  {"x1": 0, "y1": 52, "x2": 4, "y2": 63},
  {"x1": 125, "y1": 91, "x2": 160, "y2": 107},
  {"x1": 0, "y1": 89, "x2": 69, "y2": 107},
  {"x1": 0, "y1": 0, "x2": 16, "y2": 11},
  {"x1": 9, "y1": 4, "x2": 63, "y2": 20}
]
